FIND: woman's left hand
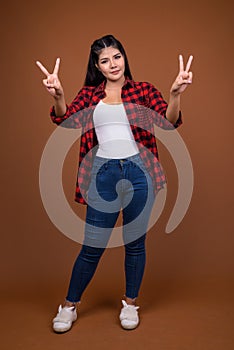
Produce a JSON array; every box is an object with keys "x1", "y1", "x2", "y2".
[{"x1": 170, "y1": 55, "x2": 193, "y2": 95}]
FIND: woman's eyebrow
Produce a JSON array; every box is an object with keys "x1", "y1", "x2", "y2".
[{"x1": 100, "y1": 52, "x2": 121, "y2": 60}]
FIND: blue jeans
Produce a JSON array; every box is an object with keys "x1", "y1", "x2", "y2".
[{"x1": 66, "y1": 154, "x2": 155, "y2": 302}]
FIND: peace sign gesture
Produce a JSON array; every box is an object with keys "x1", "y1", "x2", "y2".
[
  {"x1": 36, "y1": 58, "x2": 64, "y2": 99},
  {"x1": 170, "y1": 55, "x2": 193, "y2": 95}
]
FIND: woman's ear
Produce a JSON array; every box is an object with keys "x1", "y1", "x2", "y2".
[{"x1": 95, "y1": 63, "x2": 100, "y2": 71}]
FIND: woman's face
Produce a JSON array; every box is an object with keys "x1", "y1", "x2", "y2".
[{"x1": 96, "y1": 46, "x2": 125, "y2": 83}]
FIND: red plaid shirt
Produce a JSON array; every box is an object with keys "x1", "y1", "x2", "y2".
[{"x1": 50, "y1": 77, "x2": 182, "y2": 204}]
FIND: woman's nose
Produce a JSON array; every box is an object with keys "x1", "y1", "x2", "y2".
[{"x1": 110, "y1": 60, "x2": 117, "y2": 68}]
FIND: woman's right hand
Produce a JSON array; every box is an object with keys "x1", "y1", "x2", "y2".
[{"x1": 36, "y1": 58, "x2": 64, "y2": 99}]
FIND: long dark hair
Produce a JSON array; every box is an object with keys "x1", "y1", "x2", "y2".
[{"x1": 84, "y1": 35, "x2": 133, "y2": 86}]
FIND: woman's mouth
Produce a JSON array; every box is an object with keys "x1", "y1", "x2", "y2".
[{"x1": 111, "y1": 70, "x2": 120, "y2": 75}]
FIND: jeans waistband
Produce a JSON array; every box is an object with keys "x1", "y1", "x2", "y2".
[{"x1": 94, "y1": 153, "x2": 142, "y2": 167}]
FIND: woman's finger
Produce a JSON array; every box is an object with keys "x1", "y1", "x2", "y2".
[
  {"x1": 179, "y1": 55, "x2": 184, "y2": 73},
  {"x1": 36, "y1": 61, "x2": 50, "y2": 76},
  {"x1": 188, "y1": 71, "x2": 193, "y2": 83},
  {"x1": 53, "y1": 58, "x2": 60, "y2": 75},
  {"x1": 42, "y1": 78, "x2": 50, "y2": 87},
  {"x1": 178, "y1": 79, "x2": 192, "y2": 86},
  {"x1": 185, "y1": 55, "x2": 193, "y2": 72},
  {"x1": 53, "y1": 78, "x2": 61, "y2": 89}
]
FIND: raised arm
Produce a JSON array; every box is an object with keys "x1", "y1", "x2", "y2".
[
  {"x1": 36, "y1": 58, "x2": 66, "y2": 117},
  {"x1": 166, "y1": 55, "x2": 193, "y2": 124}
]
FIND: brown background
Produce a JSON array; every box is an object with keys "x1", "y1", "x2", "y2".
[{"x1": 1, "y1": 0, "x2": 234, "y2": 349}]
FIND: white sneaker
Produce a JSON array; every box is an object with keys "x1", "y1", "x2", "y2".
[
  {"x1": 52, "y1": 305, "x2": 77, "y2": 333},
  {"x1": 119, "y1": 300, "x2": 140, "y2": 330}
]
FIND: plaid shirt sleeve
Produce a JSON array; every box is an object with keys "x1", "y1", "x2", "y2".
[
  {"x1": 50, "y1": 86, "x2": 95, "y2": 128},
  {"x1": 145, "y1": 82, "x2": 182, "y2": 128}
]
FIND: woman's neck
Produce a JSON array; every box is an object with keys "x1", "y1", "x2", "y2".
[
  {"x1": 102, "y1": 76, "x2": 125, "y2": 103},
  {"x1": 105, "y1": 75, "x2": 125, "y2": 91}
]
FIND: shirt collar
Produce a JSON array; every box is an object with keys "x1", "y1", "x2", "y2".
[{"x1": 94, "y1": 76, "x2": 134, "y2": 95}]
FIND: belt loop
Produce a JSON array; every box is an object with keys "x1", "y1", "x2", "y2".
[{"x1": 119, "y1": 159, "x2": 124, "y2": 170}]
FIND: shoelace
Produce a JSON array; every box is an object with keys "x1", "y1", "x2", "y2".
[
  {"x1": 120, "y1": 301, "x2": 139, "y2": 320},
  {"x1": 53, "y1": 306, "x2": 76, "y2": 323}
]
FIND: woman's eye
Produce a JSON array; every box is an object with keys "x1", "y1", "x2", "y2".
[{"x1": 100, "y1": 55, "x2": 121, "y2": 64}]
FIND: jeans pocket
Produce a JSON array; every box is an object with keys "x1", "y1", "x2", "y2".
[{"x1": 90, "y1": 161, "x2": 106, "y2": 177}]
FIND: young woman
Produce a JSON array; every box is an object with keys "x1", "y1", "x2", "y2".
[{"x1": 36, "y1": 34, "x2": 193, "y2": 332}]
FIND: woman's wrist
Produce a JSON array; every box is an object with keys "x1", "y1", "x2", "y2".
[
  {"x1": 53, "y1": 90, "x2": 65, "y2": 101},
  {"x1": 54, "y1": 94, "x2": 66, "y2": 116},
  {"x1": 169, "y1": 89, "x2": 181, "y2": 98}
]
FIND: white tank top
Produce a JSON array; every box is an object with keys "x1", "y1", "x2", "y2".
[{"x1": 93, "y1": 100, "x2": 139, "y2": 159}]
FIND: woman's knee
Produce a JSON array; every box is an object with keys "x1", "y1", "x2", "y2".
[
  {"x1": 125, "y1": 234, "x2": 146, "y2": 254},
  {"x1": 79, "y1": 244, "x2": 105, "y2": 262}
]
